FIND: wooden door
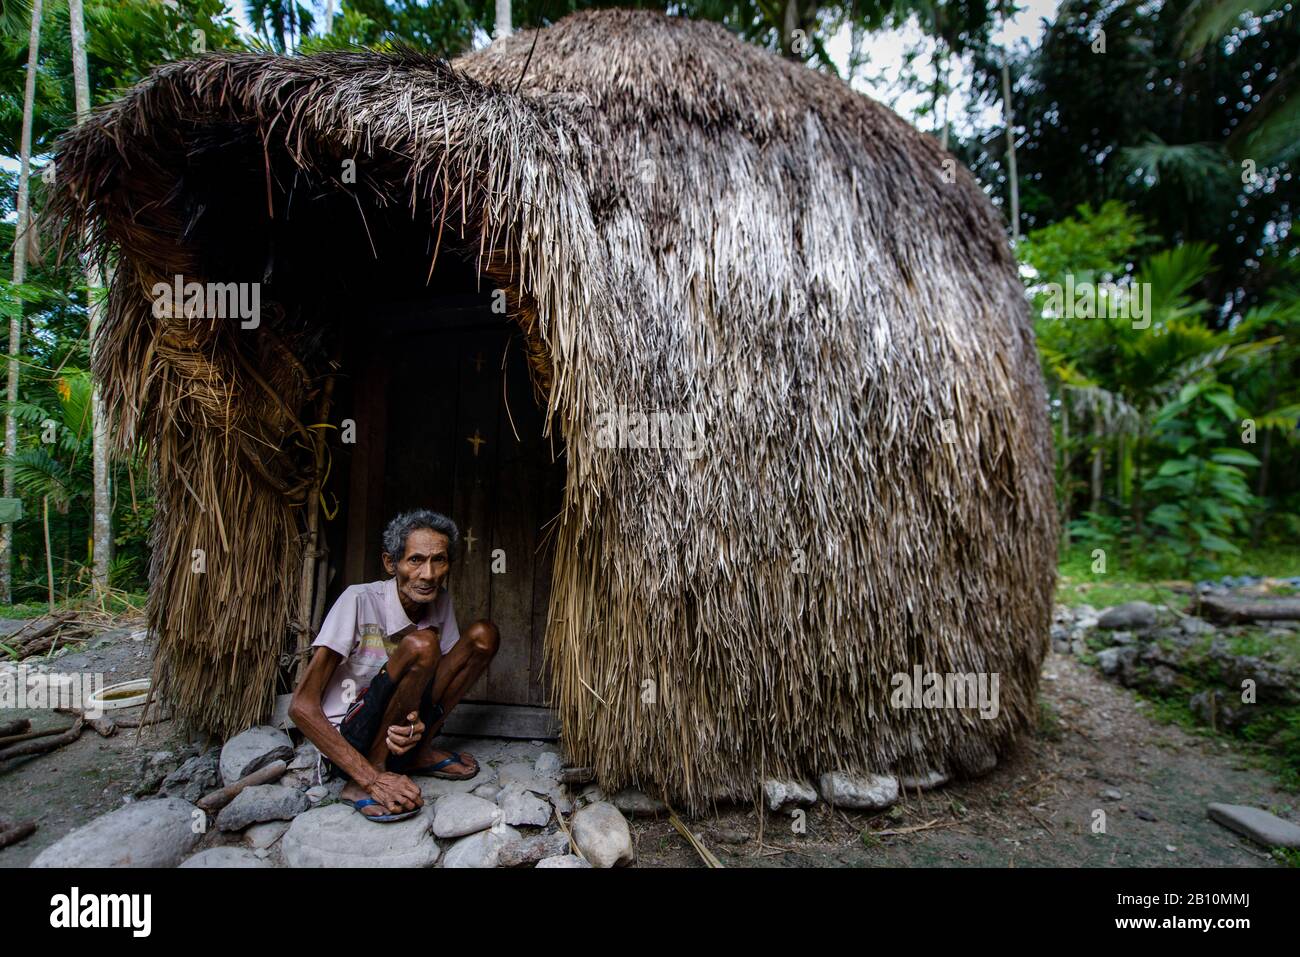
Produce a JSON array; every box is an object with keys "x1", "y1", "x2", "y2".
[{"x1": 355, "y1": 319, "x2": 562, "y2": 708}]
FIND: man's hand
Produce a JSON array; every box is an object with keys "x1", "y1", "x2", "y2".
[
  {"x1": 367, "y1": 770, "x2": 422, "y2": 814},
  {"x1": 385, "y1": 710, "x2": 425, "y2": 756}
]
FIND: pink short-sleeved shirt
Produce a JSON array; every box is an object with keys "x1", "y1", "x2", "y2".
[{"x1": 312, "y1": 578, "x2": 460, "y2": 725}]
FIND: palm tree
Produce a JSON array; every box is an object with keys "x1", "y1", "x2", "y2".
[{"x1": 2, "y1": 0, "x2": 43, "y2": 604}]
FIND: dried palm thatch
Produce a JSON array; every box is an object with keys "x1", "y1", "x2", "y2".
[{"x1": 50, "y1": 9, "x2": 1056, "y2": 810}]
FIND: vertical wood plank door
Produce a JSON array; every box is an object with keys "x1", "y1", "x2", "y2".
[{"x1": 379, "y1": 322, "x2": 562, "y2": 708}]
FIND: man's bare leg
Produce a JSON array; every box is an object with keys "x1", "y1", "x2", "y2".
[
  {"x1": 340, "y1": 629, "x2": 439, "y2": 816},
  {"x1": 408, "y1": 620, "x2": 500, "y2": 774}
]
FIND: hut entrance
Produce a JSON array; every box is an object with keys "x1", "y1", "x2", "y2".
[{"x1": 330, "y1": 295, "x2": 564, "y2": 738}]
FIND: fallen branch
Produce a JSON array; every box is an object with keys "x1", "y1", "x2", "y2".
[
  {"x1": 0, "y1": 820, "x2": 38, "y2": 849},
  {"x1": 196, "y1": 760, "x2": 287, "y2": 812},
  {"x1": 668, "y1": 808, "x2": 725, "y2": 868},
  {"x1": 1199, "y1": 595, "x2": 1300, "y2": 624},
  {"x1": 0, "y1": 718, "x2": 31, "y2": 738},
  {"x1": 0, "y1": 725, "x2": 72, "y2": 747},
  {"x1": 0, "y1": 716, "x2": 84, "y2": 761},
  {"x1": 871, "y1": 818, "x2": 957, "y2": 837}
]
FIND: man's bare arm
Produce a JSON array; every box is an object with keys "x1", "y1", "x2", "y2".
[{"x1": 288, "y1": 646, "x2": 378, "y2": 788}]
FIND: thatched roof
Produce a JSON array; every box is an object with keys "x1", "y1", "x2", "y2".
[{"x1": 52, "y1": 9, "x2": 1056, "y2": 810}]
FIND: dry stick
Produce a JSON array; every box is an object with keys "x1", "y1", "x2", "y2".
[
  {"x1": 667, "y1": 808, "x2": 724, "y2": 868},
  {"x1": 0, "y1": 725, "x2": 70, "y2": 747},
  {"x1": 552, "y1": 806, "x2": 587, "y2": 865},
  {"x1": 0, "y1": 718, "x2": 31, "y2": 738},
  {"x1": 196, "y1": 759, "x2": 287, "y2": 813},
  {"x1": 0, "y1": 716, "x2": 83, "y2": 761},
  {"x1": 0, "y1": 820, "x2": 38, "y2": 849}
]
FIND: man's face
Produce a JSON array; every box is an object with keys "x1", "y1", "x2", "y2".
[{"x1": 383, "y1": 528, "x2": 451, "y2": 608}]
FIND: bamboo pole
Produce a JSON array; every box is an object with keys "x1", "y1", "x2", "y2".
[
  {"x1": 294, "y1": 367, "x2": 339, "y2": 684},
  {"x1": 43, "y1": 495, "x2": 54, "y2": 611}
]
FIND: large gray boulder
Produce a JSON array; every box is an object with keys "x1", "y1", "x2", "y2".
[
  {"x1": 442, "y1": 825, "x2": 521, "y2": 868},
  {"x1": 31, "y1": 798, "x2": 201, "y2": 868},
  {"x1": 1208, "y1": 803, "x2": 1300, "y2": 849},
  {"x1": 220, "y1": 726, "x2": 293, "y2": 785},
  {"x1": 432, "y1": 793, "x2": 502, "y2": 839},
  {"x1": 570, "y1": 802, "x2": 634, "y2": 868},
  {"x1": 180, "y1": 847, "x2": 272, "y2": 868},
  {"x1": 497, "y1": 830, "x2": 570, "y2": 868},
  {"x1": 498, "y1": 786, "x2": 553, "y2": 827},
  {"x1": 217, "y1": 784, "x2": 310, "y2": 831},
  {"x1": 1098, "y1": 601, "x2": 1158, "y2": 630},
  {"x1": 817, "y1": 772, "x2": 899, "y2": 810},
  {"x1": 763, "y1": 779, "x2": 818, "y2": 811},
  {"x1": 281, "y1": 803, "x2": 440, "y2": 867}
]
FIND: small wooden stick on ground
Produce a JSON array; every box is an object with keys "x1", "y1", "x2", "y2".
[
  {"x1": 0, "y1": 716, "x2": 84, "y2": 762},
  {"x1": 0, "y1": 718, "x2": 32, "y2": 738},
  {"x1": 0, "y1": 820, "x2": 38, "y2": 849},
  {"x1": 197, "y1": 760, "x2": 287, "y2": 813}
]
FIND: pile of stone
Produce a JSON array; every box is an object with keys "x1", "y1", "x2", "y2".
[
  {"x1": 30, "y1": 728, "x2": 637, "y2": 869},
  {"x1": 1053, "y1": 600, "x2": 1299, "y2": 730}
]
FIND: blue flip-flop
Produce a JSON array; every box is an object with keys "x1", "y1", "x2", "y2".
[{"x1": 348, "y1": 798, "x2": 420, "y2": 823}]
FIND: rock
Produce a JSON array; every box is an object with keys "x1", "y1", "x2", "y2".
[
  {"x1": 610, "y1": 788, "x2": 667, "y2": 817},
  {"x1": 220, "y1": 726, "x2": 293, "y2": 785},
  {"x1": 288, "y1": 742, "x2": 320, "y2": 771},
  {"x1": 497, "y1": 761, "x2": 551, "y2": 795},
  {"x1": 134, "y1": 750, "x2": 182, "y2": 797},
  {"x1": 442, "y1": 825, "x2": 521, "y2": 868},
  {"x1": 417, "y1": 764, "x2": 498, "y2": 802},
  {"x1": 305, "y1": 785, "x2": 329, "y2": 804},
  {"x1": 217, "y1": 784, "x2": 310, "y2": 831},
  {"x1": 497, "y1": 830, "x2": 570, "y2": 867},
  {"x1": 762, "y1": 778, "x2": 819, "y2": 811},
  {"x1": 817, "y1": 772, "x2": 899, "y2": 810},
  {"x1": 1098, "y1": 601, "x2": 1157, "y2": 630},
  {"x1": 1101, "y1": 788, "x2": 1123, "y2": 801},
  {"x1": 160, "y1": 752, "x2": 220, "y2": 804},
  {"x1": 548, "y1": 785, "x2": 574, "y2": 815},
  {"x1": 282, "y1": 803, "x2": 439, "y2": 867},
  {"x1": 180, "y1": 847, "x2": 271, "y2": 868},
  {"x1": 473, "y1": 784, "x2": 501, "y2": 801},
  {"x1": 31, "y1": 797, "x2": 201, "y2": 868},
  {"x1": 710, "y1": 827, "x2": 750, "y2": 845},
  {"x1": 536, "y1": 854, "x2": 591, "y2": 868},
  {"x1": 1134, "y1": 808, "x2": 1158, "y2": 822},
  {"x1": 1180, "y1": 617, "x2": 1215, "y2": 636},
  {"x1": 245, "y1": 819, "x2": 290, "y2": 849},
  {"x1": 1208, "y1": 803, "x2": 1300, "y2": 848},
  {"x1": 498, "y1": 786, "x2": 553, "y2": 827},
  {"x1": 1108, "y1": 630, "x2": 1135, "y2": 646},
  {"x1": 535, "y1": 751, "x2": 563, "y2": 778},
  {"x1": 897, "y1": 769, "x2": 950, "y2": 792},
  {"x1": 432, "y1": 793, "x2": 502, "y2": 839},
  {"x1": 570, "y1": 802, "x2": 634, "y2": 868},
  {"x1": 1189, "y1": 689, "x2": 1250, "y2": 731},
  {"x1": 578, "y1": 784, "x2": 605, "y2": 805}
]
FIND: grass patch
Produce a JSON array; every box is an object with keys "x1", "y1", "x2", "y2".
[{"x1": 1056, "y1": 544, "x2": 1300, "y2": 609}]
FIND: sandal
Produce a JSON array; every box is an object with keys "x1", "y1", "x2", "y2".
[
  {"x1": 347, "y1": 798, "x2": 421, "y2": 823},
  {"x1": 409, "y1": 751, "x2": 479, "y2": 780}
]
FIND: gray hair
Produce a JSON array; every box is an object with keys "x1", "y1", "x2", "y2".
[{"x1": 382, "y1": 509, "x2": 460, "y2": 562}]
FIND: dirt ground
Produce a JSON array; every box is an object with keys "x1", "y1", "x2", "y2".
[{"x1": 1, "y1": 626, "x2": 1292, "y2": 868}]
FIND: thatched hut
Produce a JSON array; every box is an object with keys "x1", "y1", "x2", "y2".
[{"x1": 52, "y1": 9, "x2": 1056, "y2": 809}]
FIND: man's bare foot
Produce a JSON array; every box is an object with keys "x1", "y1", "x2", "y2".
[
  {"x1": 410, "y1": 749, "x2": 478, "y2": 778},
  {"x1": 342, "y1": 778, "x2": 397, "y2": 817}
]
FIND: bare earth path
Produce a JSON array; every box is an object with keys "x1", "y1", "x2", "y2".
[{"x1": 630, "y1": 651, "x2": 1291, "y2": 867}]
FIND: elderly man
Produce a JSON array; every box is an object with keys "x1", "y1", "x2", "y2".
[{"x1": 290, "y1": 509, "x2": 500, "y2": 821}]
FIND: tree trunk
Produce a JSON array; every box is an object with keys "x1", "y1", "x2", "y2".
[
  {"x1": 2, "y1": 0, "x2": 43, "y2": 604},
  {"x1": 495, "y1": 0, "x2": 512, "y2": 39},
  {"x1": 68, "y1": 0, "x2": 113, "y2": 595},
  {"x1": 324, "y1": 0, "x2": 335, "y2": 34},
  {"x1": 1000, "y1": 2, "x2": 1019, "y2": 242}
]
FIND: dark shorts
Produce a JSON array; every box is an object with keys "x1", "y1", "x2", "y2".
[{"x1": 324, "y1": 666, "x2": 439, "y2": 779}]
